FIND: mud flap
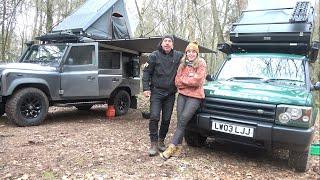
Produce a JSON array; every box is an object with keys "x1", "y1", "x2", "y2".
[{"x1": 130, "y1": 96, "x2": 137, "y2": 109}]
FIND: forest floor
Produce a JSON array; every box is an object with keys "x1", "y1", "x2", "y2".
[{"x1": 0, "y1": 94, "x2": 319, "y2": 179}]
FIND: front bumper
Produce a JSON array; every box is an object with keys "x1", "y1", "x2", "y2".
[{"x1": 187, "y1": 113, "x2": 314, "y2": 151}]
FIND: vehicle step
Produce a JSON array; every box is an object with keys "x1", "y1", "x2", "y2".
[{"x1": 53, "y1": 101, "x2": 106, "y2": 107}]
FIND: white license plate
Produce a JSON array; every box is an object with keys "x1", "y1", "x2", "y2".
[{"x1": 211, "y1": 120, "x2": 254, "y2": 138}]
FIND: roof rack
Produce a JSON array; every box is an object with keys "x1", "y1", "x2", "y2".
[
  {"x1": 36, "y1": 32, "x2": 81, "y2": 43},
  {"x1": 290, "y1": 1, "x2": 311, "y2": 23},
  {"x1": 218, "y1": 41, "x2": 319, "y2": 61},
  {"x1": 229, "y1": 1, "x2": 315, "y2": 54}
]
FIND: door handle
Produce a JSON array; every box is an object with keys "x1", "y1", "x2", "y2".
[
  {"x1": 87, "y1": 76, "x2": 95, "y2": 80},
  {"x1": 112, "y1": 78, "x2": 120, "y2": 82}
]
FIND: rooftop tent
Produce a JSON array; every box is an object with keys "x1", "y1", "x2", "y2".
[
  {"x1": 52, "y1": 0, "x2": 132, "y2": 39},
  {"x1": 230, "y1": 1, "x2": 314, "y2": 44}
]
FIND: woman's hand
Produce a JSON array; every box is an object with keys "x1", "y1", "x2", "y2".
[{"x1": 188, "y1": 72, "x2": 195, "y2": 77}]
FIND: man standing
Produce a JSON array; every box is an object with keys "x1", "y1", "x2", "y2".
[{"x1": 142, "y1": 35, "x2": 183, "y2": 156}]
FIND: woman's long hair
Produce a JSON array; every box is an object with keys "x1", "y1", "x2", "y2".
[{"x1": 178, "y1": 54, "x2": 201, "y2": 71}]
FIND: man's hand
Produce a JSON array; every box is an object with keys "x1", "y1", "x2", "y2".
[{"x1": 143, "y1": 90, "x2": 151, "y2": 98}]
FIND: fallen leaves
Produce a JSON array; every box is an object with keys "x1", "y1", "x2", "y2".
[{"x1": 0, "y1": 95, "x2": 318, "y2": 179}]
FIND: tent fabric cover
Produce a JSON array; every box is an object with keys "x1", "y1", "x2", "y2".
[
  {"x1": 111, "y1": 15, "x2": 130, "y2": 39},
  {"x1": 101, "y1": 36, "x2": 215, "y2": 53},
  {"x1": 52, "y1": 0, "x2": 131, "y2": 39}
]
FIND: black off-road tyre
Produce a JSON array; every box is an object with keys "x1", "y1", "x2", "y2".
[
  {"x1": 112, "y1": 90, "x2": 131, "y2": 116},
  {"x1": 288, "y1": 149, "x2": 310, "y2": 172},
  {"x1": 75, "y1": 104, "x2": 93, "y2": 111},
  {"x1": 5, "y1": 88, "x2": 49, "y2": 126},
  {"x1": 184, "y1": 129, "x2": 207, "y2": 147}
]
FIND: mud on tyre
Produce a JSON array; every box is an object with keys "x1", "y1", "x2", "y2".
[
  {"x1": 184, "y1": 129, "x2": 207, "y2": 147},
  {"x1": 112, "y1": 90, "x2": 131, "y2": 116},
  {"x1": 5, "y1": 88, "x2": 49, "y2": 126},
  {"x1": 288, "y1": 149, "x2": 310, "y2": 172}
]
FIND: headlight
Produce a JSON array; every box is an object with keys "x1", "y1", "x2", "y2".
[
  {"x1": 276, "y1": 105, "x2": 312, "y2": 127},
  {"x1": 286, "y1": 107, "x2": 302, "y2": 120},
  {"x1": 278, "y1": 112, "x2": 291, "y2": 123}
]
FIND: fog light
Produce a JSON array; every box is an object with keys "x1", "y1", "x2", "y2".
[{"x1": 279, "y1": 113, "x2": 291, "y2": 124}]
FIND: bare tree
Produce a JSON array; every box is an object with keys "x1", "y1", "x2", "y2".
[
  {"x1": 46, "y1": 0, "x2": 53, "y2": 33},
  {"x1": 134, "y1": 0, "x2": 153, "y2": 37},
  {"x1": 211, "y1": 0, "x2": 224, "y2": 43},
  {"x1": 32, "y1": 0, "x2": 39, "y2": 38},
  {"x1": 0, "y1": 0, "x2": 23, "y2": 62}
]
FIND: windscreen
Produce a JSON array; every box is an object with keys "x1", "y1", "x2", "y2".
[
  {"x1": 217, "y1": 56, "x2": 306, "y2": 86},
  {"x1": 22, "y1": 44, "x2": 67, "y2": 67}
]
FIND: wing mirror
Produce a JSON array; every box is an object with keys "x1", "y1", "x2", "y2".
[
  {"x1": 309, "y1": 41, "x2": 319, "y2": 63},
  {"x1": 312, "y1": 82, "x2": 320, "y2": 91},
  {"x1": 218, "y1": 43, "x2": 232, "y2": 54},
  {"x1": 25, "y1": 40, "x2": 34, "y2": 47},
  {"x1": 67, "y1": 58, "x2": 74, "y2": 65},
  {"x1": 206, "y1": 74, "x2": 214, "y2": 81}
]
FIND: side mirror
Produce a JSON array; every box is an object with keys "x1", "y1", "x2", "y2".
[
  {"x1": 25, "y1": 40, "x2": 34, "y2": 47},
  {"x1": 206, "y1": 74, "x2": 214, "y2": 81},
  {"x1": 217, "y1": 43, "x2": 232, "y2": 54},
  {"x1": 132, "y1": 58, "x2": 140, "y2": 77},
  {"x1": 309, "y1": 41, "x2": 319, "y2": 62},
  {"x1": 67, "y1": 58, "x2": 74, "y2": 65},
  {"x1": 312, "y1": 82, "x2": 320, "y2": 91}
]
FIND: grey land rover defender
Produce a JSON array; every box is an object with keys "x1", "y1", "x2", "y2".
[
  {"x1": 0, "y1": 37, "x2": 142, "y2": 126},
  {"x1": 0, "y1": 0, "x2": 214, "y2": 127}
]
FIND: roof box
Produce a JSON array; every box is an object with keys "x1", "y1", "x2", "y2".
[{"x1": 230, "y1": 1, "x2": 314, "y2": 44}]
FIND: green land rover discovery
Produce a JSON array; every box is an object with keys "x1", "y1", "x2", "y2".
[{"x1": 185, "y1": 1, "x2": 320, "y2": 172}]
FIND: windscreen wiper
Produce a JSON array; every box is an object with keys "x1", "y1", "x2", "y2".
[
  {"x1": 263, "y1": 78, "x2": 304, "y2": 83},
  {"x1": 226, "y1": 77, "x2": 264, "y2": 81}
]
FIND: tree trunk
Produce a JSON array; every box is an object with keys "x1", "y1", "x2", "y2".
[
  {"x1": 46, "y1": 0, "x2": 53, "y2": 33},
  {"x1": 192, "y1": 0, "x2": 205, "y2": 42},
  {"x1": 187, "y1": 0, "x2": 195, "y2": 40},
  {"x1": 32, "y1": 0, "x2": 39, "y2": 38},
  {"x1": 221, "y1": 0, "x2": 231, "y2": 31},
  {"x1": 38, "y1": 9, "x2": 43, "y2": 36},
  {"x1": 318, "y1": 0, "x2": 320, "y2": 41},
  {"x1": 211, "y1": 0, "x2": 224, "y2": 43},
  {"x1": 1, "y1": 0, "x2": 7, "y2": 61},
  {"x1": 134, "y1": 0, "x2": 144, "y2": 37}
]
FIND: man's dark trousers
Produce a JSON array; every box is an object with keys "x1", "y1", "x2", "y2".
[{"x1": 149, "y1": 88, "x2": 175, "y2": 142}]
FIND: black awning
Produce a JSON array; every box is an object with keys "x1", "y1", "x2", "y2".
[{"x1": 99, "y1": 36, "x2": 215, "y2": 53}]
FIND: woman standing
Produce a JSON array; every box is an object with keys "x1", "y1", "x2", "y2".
[{"x1": 160, "y1": 41, "x2": 207, "y2": 160}]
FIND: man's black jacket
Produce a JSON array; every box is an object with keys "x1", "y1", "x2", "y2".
[{"x1": 142, "y1": 49, "x2": 183, "y2": 94}]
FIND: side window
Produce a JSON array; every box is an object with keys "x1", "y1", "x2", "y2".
[
  {"x1": 98, "y1": 52, "x2": 121, "y2": 69},
  {"x1": 66, "y1": 45, "x2": 95, "y2": 65}
]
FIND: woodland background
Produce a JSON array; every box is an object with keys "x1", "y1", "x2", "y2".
[{"x1": 0, "y1": 0, "x2": 319, "y2": 104}]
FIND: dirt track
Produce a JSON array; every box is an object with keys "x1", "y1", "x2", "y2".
[{"x1": 0, "y1": 96, "x2": 319, "y2": 179}]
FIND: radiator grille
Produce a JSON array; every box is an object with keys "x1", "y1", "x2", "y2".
[{"x1": 202, "y1": 97, "x2": 276, "y2": 122}]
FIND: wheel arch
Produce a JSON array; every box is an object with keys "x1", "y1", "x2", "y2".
[
  {"x1": 8, "y1": 83, "x2": 51, "y2": 101},
  {"x1": 110, "y1": 86, "x2": 131, "y2": 100}
]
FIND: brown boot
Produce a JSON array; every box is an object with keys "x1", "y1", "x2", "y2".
[
  {"x1": 160, "y1": 144, "x2": 176, "y2": 160},
  {"x1": 158, "y1": 138, "x2": 166, "y2": 152},
  {"x1": 172, "y1": 144, "x2": 183, "y2": 157},
  {"x1": 149, "y1": 142, "x2": 158, "y2": 156}
]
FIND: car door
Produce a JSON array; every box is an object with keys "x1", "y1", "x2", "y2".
[
  {"x1": 97, "y1": 50, "x2": 123, "y2": 96},
  {"x1": 60, "y1": 42, "x2": 99, "y2": 97}
]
